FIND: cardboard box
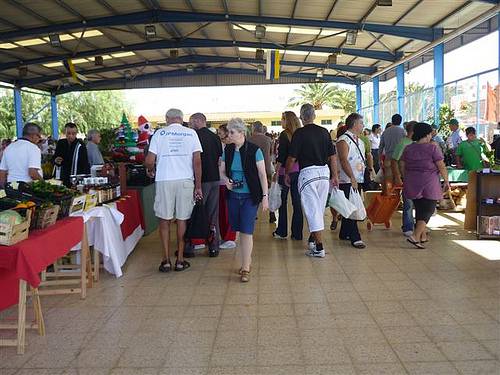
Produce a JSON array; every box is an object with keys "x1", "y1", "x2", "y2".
[
  {"x1": 69, "y1": 195, "x2": 86, "y2": 215},
  {"x1": 479, "y1": 216, "x2": 500, "y2": 235},
  {"x1": 84, "y1": 193, "x2": 98, "y2": 211}
]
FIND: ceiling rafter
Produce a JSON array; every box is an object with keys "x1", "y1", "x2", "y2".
[
  {"x1": 0, "y1": 9, "x2": 439, "y2": 42},
  {"x1": 19, "y1": 54, "x2": 376, "y2": 87},
  {"x1": 0, "y1": 37, "x2": 401, "y2": 72}
]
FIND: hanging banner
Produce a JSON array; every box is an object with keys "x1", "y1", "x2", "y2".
[
  {"x1": 265, "y1": 50, "x2": 280, "y2": 81},
  {"x1": 63, "y1": 59, "x2": 87, "y2": 85}
]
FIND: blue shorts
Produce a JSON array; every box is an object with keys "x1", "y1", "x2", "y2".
[{"x1": 227, "y1": 191, "x2": 259, "y2": 235}]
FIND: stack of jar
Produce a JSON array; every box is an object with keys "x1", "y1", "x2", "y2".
[{"x1": 77, "y1": 177, "x2": 121, "y2": 204}]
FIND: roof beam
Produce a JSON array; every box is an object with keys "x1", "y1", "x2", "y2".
[
  {"x1": 0, "y1": 38, "x2": 400, "y2": 72},
  {"x1": 0, "y1": 10, "x2": 438, "y2": 42},
  {"x1": 19, "y1": 55, "x2": 375, "y2": 87},
  {"x1": 55, "y1": 66, "x2": 357, "y2": 94},
  {"x1": 471, "y1": 0, "x2": 499, "y2": 4}
]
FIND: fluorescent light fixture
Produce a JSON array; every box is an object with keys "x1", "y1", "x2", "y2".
[
  {"x1": 328, "y1": 53, "x2": 338, "y2": 65},
  {"x1": 255, "y1": 25, "x2": 266, "y2": 39},
  {"x1": 43, "y1": 62, "x2": 64, "y2": 68},
  {"x1": 71, "y1": 29, "x2": 103, "y2": 38},
  {"x1": 18, "y1": 66, "x2": 28, "y2": 77},
  {"x1": 101, "y1": 55, "x2": 113, "y2": 60},
  {"x1": 48, "y1": 33, "x2": 61, "y2": 47},
  {"x1": 377, "y1": 0, "x2": 392, "y2": 6},
  {"x1": 145, "y1": 25, "x2": 156, "y2": 38},
  {"x1": 255, "y1": 48, "x2": 264, "y2": 60},
  {"x1": 346, "y1": 30, "x2": 358, "y2": 46},
  {"x1": 0, "y1": 43, "x2": 17, "y2": 49},
  {"x1": 16, "y1": 38, "x2": 46, "y2": 46},
  {"x1": 170, "y1": 49, "x2": 179, "y2": 59},
  {"x1": 111, "y1": 51, "x2": 136, "y2": 58},
  {"x1": 72, "y1": 58, "x2": 89, "y2": 64},
  {"x1": 59, "y1": 34, "x2": 75, "y2": 41},
  {"x1": 234, "y1": 24, "x2": 345, "y2": 37},
  {"x1": 238, "y1": 47, "x2": 330, "y2": 57}
]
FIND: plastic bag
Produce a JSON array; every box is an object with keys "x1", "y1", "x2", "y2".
[
  {"x1": 374, "y1": 168, "x2": 384, "y2": 184},
  {"x1": 328, "y1": 188, "x2": 356, "y2": 218},
  {"x1": 348, "y1": 188, "x2": 367, "y2": 221},
  {"x1": 268, "y1": 182, "x2": 282, "y2": 211}
]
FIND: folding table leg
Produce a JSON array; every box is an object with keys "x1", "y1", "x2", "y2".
[
  {"x1": 31, "y1": 288, "x2": 45, "y2": 337},
  {"x1": 80, "y1": 225, "x2": 89, "y2": 299},
  {"x1": 93, "y1": 248, "x2": 100, "y2": 282},
  {"x1": 17, "y1": 280, "x2": 27, "y2": 355}
]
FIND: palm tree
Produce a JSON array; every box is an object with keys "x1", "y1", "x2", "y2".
[
  {"x1": 329, "y1": 88, "x2": 356, "y2": 114},
  {"x1": 288, "y1": 83, "x2": 337, "y2": 110}
]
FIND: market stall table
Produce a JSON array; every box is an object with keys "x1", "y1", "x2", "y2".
[
  {"x1": 72, "y1": 191, "x2": 144, "y2": 278},
  {"x1": 0, "y1": 217, "x2": 86, "y2": 354}
]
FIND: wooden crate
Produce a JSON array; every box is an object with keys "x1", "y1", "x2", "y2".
[
  {"x1": 33, "y1": 205, "x2": 60, "y2": 230},
  {"x1": 0, "y1": 211, "x2": 31, "y2": 246}
]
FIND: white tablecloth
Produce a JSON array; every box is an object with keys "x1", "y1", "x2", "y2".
[{"x1": 71, "y1": 204, "x2": 144, "y2": 277}]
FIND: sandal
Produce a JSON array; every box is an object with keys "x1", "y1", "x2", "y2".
[
  {"x1": 240, "y1": 270, "x2": 250, "y2": 283},
  {"x1": 158, "y1": 259, "x2": 172, "y2": 273},
  {"x1": 175, "y1": 260, "x2": 191, "y2": 272},
  {"x1": 238, "y1": 266, "x2": 251, "y2": 275},
  {"x1": 407, "y1": 238, "x2": 426, "y2": 249}
]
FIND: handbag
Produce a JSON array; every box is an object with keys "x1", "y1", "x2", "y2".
[
  {"x1": 328, "y1": 188, "x2": 356, "y2": 218},
  {"x1": 184, "y1": 200, "x2": 210, "y2": 240},
  {"x1": 348, "y1": 188, "x2": 367, "y2": 221},
  {"x1": 268, "y1": 182, "x2": 282, "y2": 211}
]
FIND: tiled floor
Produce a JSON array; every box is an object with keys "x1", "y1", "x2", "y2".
[{"x1": 1, "y1": 210, "x2": 500, "y2": 374}]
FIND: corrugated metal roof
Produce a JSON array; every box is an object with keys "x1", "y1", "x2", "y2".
[{"x1": 0, "y1": 0, "x2": 496, "y2": 93}]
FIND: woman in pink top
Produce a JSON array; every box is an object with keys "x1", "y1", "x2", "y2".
[
  {"x1": 400, "y1": 122, "x2": 450, "y2": 249},
  {"x1": 272, "y1": 111, "x2": 303, "y2": 240}
]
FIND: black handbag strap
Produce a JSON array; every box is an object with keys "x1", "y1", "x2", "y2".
[{"x1": 344, "y1": 133, "x2": 366, "y2": 165}]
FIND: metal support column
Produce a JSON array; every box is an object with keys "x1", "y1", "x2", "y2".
[
  {"x1": 356, "y1": 83, "x2": 362, "y2": 113},
  {"x1": 373, "y1": 76, "x2": 380, "y2": 124},
  {"x1": 433, "y1": 43, "x2": 444, "y2": 127},
  {"x1": 50, "y1": 94, "x2": 59, "y2": 139},
  {"x1": 14, "y1": 88, "x2": 23, "y2": 138},
  {"x1": 396, "y1": 64, "x2": 405, "y2": 117}
]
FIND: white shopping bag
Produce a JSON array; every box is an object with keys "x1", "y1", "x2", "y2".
[
  {"x1": 268, "y1": 182, "x2": 282, "y2": 211},
  {"x1": 348, "y1": 187, "x2": 367, "y2": 221},
  {"x1": 328, "y1": 188, "x2": 356, "y2": 218}
]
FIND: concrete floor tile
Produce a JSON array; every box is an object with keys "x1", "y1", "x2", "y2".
[
  {"x1": 165, "y1": 346, "x2": 212, "y2": 367},
  {"x1": 404, "y1": 361, "x2": 459, "y2": 374},
  {"x1": 339, "y1": 326, "x2": 388, "y2": 345},
  {"x1": 462, "y1": 324, "x2": 500, "y2": 341},
  {"x1": 23, "y1": 348, "x2": 80, "y2": 369},
  {"x1": 214, "y1": 330, "x2": 257, "y2": 350},
  {"x1": 258, "y1": 328, "x2": 301, "y2": 347},
  {"x1": 210, "y1": 350, "x2": 257, "y2": 367},
  {"x1": 173, "y1": 331, "x2": 217, "y2": 348},
  {"x1": 256, "y1": 345, "x2": 302, "y2": 366},
  {"x1": 293, "y1": 303, "x2": 331, "y2": 316},
  {"x1": 225, "y1": 294, "x2": 258, "y2": 305},
  {"x1": 346, "y1": 342, "x2": 399, "y2": 363},
  {"x1": 304, "y1": 364, "x2": 356, "y2": 375},
  {"x1": 372, "y1": 312, "x2": 418, "y2": 327},
  {"x1": 421, "y1": 325, "x2": 475, "y2": 342},
  {"x1": 184, "y1": 305, "x2": 222, "y2": 318},
  {"x1": 257, "y1": 304, "x2": 294, "y2": 317},
  {"x1": 301, "y1": 343, "x2": 351, "y2": 365},
  {"x1": 480, "y1": 340, "x2": 500, "y2": 359},
  {"x1": 392, "y1": 342, "x2": 447, "y2": 362},
  {"x1": 382, "y1": 326, "x2": 431, "y2": 344},
  {"x1": 452, "y1": 360, "x2": 500, "y2": 375},
  {"x1": 437, "y1": 341, "x2": 495, "y2": 361},
  {"x1": 75, "y1": 347, "x2": 123, "y2": 368},
  {"x1": 355, "y1": 362, "x2": 408, "y2": 374},
  {"x1": 178, "y1": 317, "x2": 220, "y2": 332},
  {"x1": 218, "y1": 316, "x2": 257, "y2": 331},
  {"x1": 110, "y1": 368, "x2": 159, "y2": 375},
  {"x1": 160, "y1": 368, "x2": 207, "y2": 375}
]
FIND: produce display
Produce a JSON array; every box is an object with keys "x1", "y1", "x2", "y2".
[{"x1": 0, "y1": 210, "x2": 23, "y2": 225}]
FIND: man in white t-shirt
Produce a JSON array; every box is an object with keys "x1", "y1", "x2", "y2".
[
  {"x1": 0, "y1": 123, "x2": 42, "y2": 186},
  {"x1": 145, "y1": 108, "x2": 203, "y2": 273}
]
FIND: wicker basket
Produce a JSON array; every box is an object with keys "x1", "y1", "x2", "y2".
[
  {"x1": 0, "y1": 210, "x2": 31, "y2": 246},
  {"x1": 32, "y1": 205, "x2": 60, "y2": 230}
]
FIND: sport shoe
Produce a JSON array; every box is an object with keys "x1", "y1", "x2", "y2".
[
  {"x1": 272, "y1": 231, "x2": 287, "y2": 240},
  {"x1": 305, "y1": 249, "x2": 325, "y2": 258},
  {"x1": 307, "y1": 241, "x2": 316, "y2": 251},
  {"x1": 219, "y1": 241, "x2": 236, "y2": 249},
  {"x1": 403, "y1": 231, "x2": 413, "y2": 237}
]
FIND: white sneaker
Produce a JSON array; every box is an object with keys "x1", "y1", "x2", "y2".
[
  {"x1": 403, "y1": 231, "x2": 413, "y2": 237},
  {"x1": 307, "y1": 241, "x2": 316, "y2": 251},
  {"x1": 272, "y1": 232, "x2": 287, "y2": 240},
  {"x1": 305, "y1": 249, "x2": 325, "y2": 258},
  {"x1": 219, "y1": 241, "x2": 236, "y2": 249}
]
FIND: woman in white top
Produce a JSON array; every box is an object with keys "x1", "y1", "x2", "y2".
[
  {"x1": 369, "y1": 124, "x2": 382, "y2": 173},
  {"x1": 336, "y1": 113, "x2": 367, "y2": 249}
]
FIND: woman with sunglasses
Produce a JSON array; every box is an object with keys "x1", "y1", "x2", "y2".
[{"x1": 220, "y1": 118, "x2": 269, "y2": 282}]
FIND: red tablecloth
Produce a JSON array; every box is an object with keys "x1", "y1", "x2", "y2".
[
  {"x1": 0, "y1": 217, "x2": 84, "y2": 311},
  {"x1": 116, "y1": 190, "x2": 144, "y2": 239}
]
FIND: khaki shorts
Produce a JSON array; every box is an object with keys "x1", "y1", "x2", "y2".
[{"x1": 154, "y1": 179, "x2": 194, "y2": 220}]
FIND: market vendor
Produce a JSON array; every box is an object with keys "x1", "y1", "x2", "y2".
[
  {"x1": 86, "y1": 129, "x2": 105, "y2": 166},
  {"x1": 456, "y1": 127, "x2": 489, "y2": 171},
  {"x1": 54, "y1": 122, "x2": 90, "y2": 187},
  {"x1": 0, "y1": 122, "x2": 43, "y2": 186},
  {"x1": 447, "y1": 119, "x2": 465, "y2": 164}
]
